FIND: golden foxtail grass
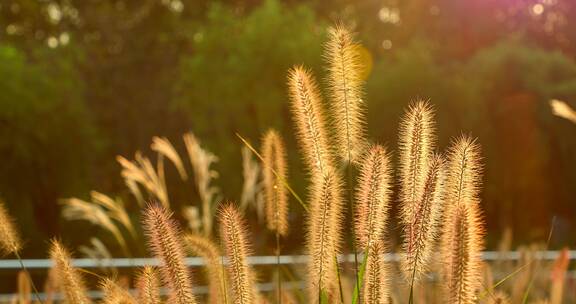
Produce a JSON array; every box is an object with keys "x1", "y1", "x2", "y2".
[
  {"x1": 0, "y1": 201, "x2": 21, "y2": 255},
  {"x1": 307, "y1": 168, "x2": 345, "y2": 303},
  {"x1": 288, "y1": 66, "x2": 333, "y2": 175},
  {"x1": 219, "y1": 203, "x2": 257, "y2": 304},
  {"x1": 101, "y1": 278, "x2": 137, "y2": 304},
  {"x1": 143, "y1": 204, "x2": 197, "y2": 304},
  {"x1": 402, "y1": 154, "x2": 445, "y2": 283},
  {"x1": 136, "y1": 266, "x2": 161, "y2": 304},
  {"x1": 363, "y1": 241, "x2": 388, "y2": 304},
  {"x1": 262, "y1": 129, "x2": 289, "y2": 236},
  {"x1": 398, "y1": 101, "x2": 436, "y2": 226},
  {"x1": 441, "y1": 136, "x2": 484, "y2": 304},
  {"x1": 325, "y1": 25, "x2": 367, "y2": 165},
  {"x1": 262, "y1": 129, "x2": 289, "y2": 304},
  {"x1": 185, "y1": 234, "x2": 227, "y2": 304},
  {"x1": 49, "y1": 240, "x2": 91, "y2": 304},
  {"x1": 354, "y1": 144, "x2": 392, "y2": 251}
]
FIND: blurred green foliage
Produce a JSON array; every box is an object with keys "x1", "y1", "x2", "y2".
[
  {"x1": 0, "y1": 43, "x2": 100, "y2": 249},
  {"x1": 176, "y1": 0, "x2": 325, "y2": 196},
  {"x1": 0, "y1": 0, "x2": 575, "y2": 257}
]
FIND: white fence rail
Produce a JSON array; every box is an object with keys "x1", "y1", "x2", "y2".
[{"x1": 0, "y1": 250, "x2": 573, "y2": 301}]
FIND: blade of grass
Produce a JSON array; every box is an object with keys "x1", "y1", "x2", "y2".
[
  {"x1": 335, "y1": 254, "x2": 344, "y2": 304},
  {"x1": 352, "y1": 250, "x2": 369, "y2": 304},
  {"x1": 236, "y1": 133, "x2": 308, "y2": 212}
]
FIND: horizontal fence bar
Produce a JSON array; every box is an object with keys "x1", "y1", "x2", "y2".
[{"x1": 0, "y1": 250, "x2": 573, "y2": 269}]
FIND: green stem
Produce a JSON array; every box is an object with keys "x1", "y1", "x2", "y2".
[
  {"x1": 14, "y1": 252, "x2": 42, "y2": 303},
  {"x1": 335, "y1": 254, "x2": 344, "y2": 304}
]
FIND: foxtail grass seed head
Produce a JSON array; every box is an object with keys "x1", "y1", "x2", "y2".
[
  {"x1": 49, "y1": 240, "x2": 91, "y2": 304},
  {"x1": 262, "y1": 129, "x2": 289, "y2": 236},
  {"x1": 136, "y1": 266, "x2": 161, "y2": 304},
  {"x1": 143, "y1": 204, "x2": 197, "y2": 304},
  {"x1": 288, "y1": 66, "x2": 332, "y2": 174},
  {"x1": 185, "y1": 234, "x2": 226, "y2": 304},
  {"x1": 306, "y1": 168, "x2": 345, "y2": 302},
  {"x1": 442, "y1": 136, "x2": 484, "y2": 304},
  {"x1": 354, "y1": 145, "x2": 392, "y2": 251},
  {"x1": 445, "y1": 136, "x2": 482, "y2": 209},
  {"x1": 398, "y1": 100, "x2": 436, "y2": 225},
  {"x1": 401, "y1": 154, "x2": 445, "y2": 282},
  {"x1": 325, "y1": 25, "x2": 367, "y2": 164},
  {"x1": 219, "y1": 203, "x2": 257, "y2": 304},
  {"x1": 0, "y1": 201, "x2": 22, "y2": 255},
  {"x1": 363, "y1": 241, "x2": 389, "y2": 304},
  {"x1": 442, "y1": 201, "x2": 485, "y2": 304},
  {"x1": 101, "y1": 278, "x2": 137, "y2": 304}
]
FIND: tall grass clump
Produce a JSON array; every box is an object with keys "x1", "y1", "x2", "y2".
[{"x1": 0, "y1": 22, "x2": 505, "y2": 304}]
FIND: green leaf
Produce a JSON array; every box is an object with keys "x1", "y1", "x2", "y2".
[{"x1": 352, "y1": 250, "x2": 369, "y2": 304}]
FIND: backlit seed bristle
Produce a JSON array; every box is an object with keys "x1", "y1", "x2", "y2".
[
  {"x1": 287, "y1": 66, "x2": 333, "y2": 174},
  {"x1": 398, "y1": 100, "x2": 436, "y2": 225},
  {"x1": 363, "y1": 241, "x2": 389, "y2": 304},
  {"x1": 441, "y1": 136, "x2": 484, "y2": 303},
  {"x1": 325, "y1": 25, "x2": 367, "y2": 164},
  {"x1": 445, "y1": 136, "x2": 482, "y2": 208},
  {"x1": 185, "y1": 234, "x2": 227, "y2": 304},
  {"x1": 442, "y1": 202, "x2": 485, "y2": 304},
  {"x1": 354, "y1": 144, "x2": 392, "y2": 251},
  {"x1": 306, "y1": 168, "x2": 345, "y2": 302},
  {"x1": 402, "y1": 154, "x2": 445, "y2": 282},
  {"x1": 219, "y1": 203, "x2": 257, "y2": 304},
  {"x1": 0, "y1": 201, "x2": 22, "y2": 255},
  {"x1": 49, "y1": 240, "x2": 90, "y2": 304},
  {"x1": 261, "y1": 129, "x2": 289, "y2": 236},
  {"x1": 143, "y1": 204, "x2": 197, "y2": 304},
  {"x1": 101, "y1": 278, "x2": 137, "y2": 304},
  {"x1": 136, "y1": 266, "x2": 161, "y2": 304}
]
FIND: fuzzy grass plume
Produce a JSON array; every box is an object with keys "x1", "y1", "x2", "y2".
[
  {"x1": 398, "y1": 101, "x2": 436, "y2": 226},
  {"x1": 143, "y1": 204, "x2": 197, "y2": 304},
  {"x1": 325, "y1": 25, "x2": 367, "y2": 164},
  {"x1": 185, "y1": 234, "x2": 227, "y2": 304},
  {"x1": 307, "y1": 168, "x2": 345, "y2": 302},
  {"x1": 136, "y1": 266, "x2": 161, "y2": 304},
  {"x1": 363, "y1": 241, "x2": 388, "y2": 304},
  {"x1": 402, "y1": 154, "x2": 445, "y2": 282},
  {"x1": 219, "y1": 203, "x2": 257, "y2": 304},
  {"x1": 101, "y1": 278, "x2": 137, "y2": 304},
  {"x1": 262, "y1": 129, "x2": 289, "y2": 236},
  {"x1": 0, "y1": 201, "x2": 22, "y2": 255},
  {"x1": 354, "y1": 144, "x2": 392, "y2": 251},
  {"x1": 441, "y1": 136, "x2": 484, "y2": 304},
  {"x1": 49, "y1": 240, "x2": 90, "y2": 304},
  {"x1": 288, "y1": 66, "x2": 332, "y2": 174}
]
